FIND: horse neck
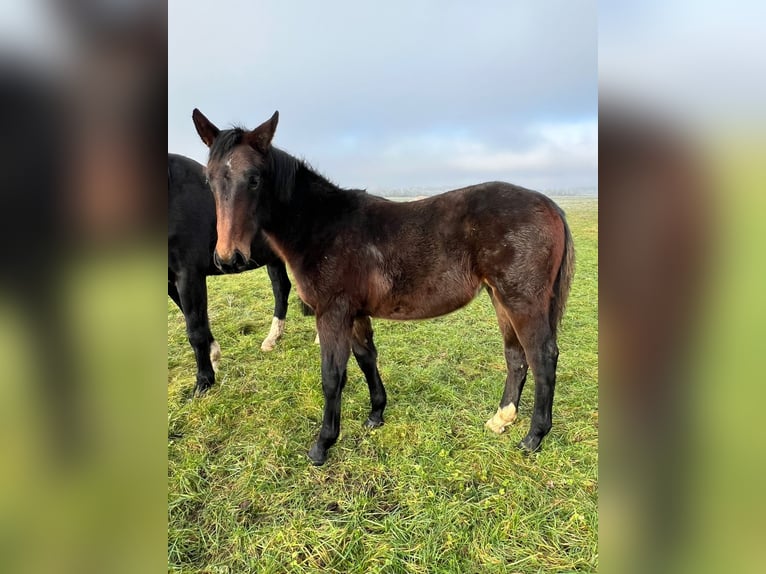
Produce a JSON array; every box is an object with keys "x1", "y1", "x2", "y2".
[{"x1": 258, "y1": 162, "x2": 354, "y2": 261}]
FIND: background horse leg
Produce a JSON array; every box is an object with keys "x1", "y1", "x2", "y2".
[
  {"x1": 351, "y1": 316, "x2": 387, "y2": 429},
  {"x1": 170, "y1": 272, "x2": 220, "y2": 372},
  {"x1": 485, "y1": 294, "x2": 529, "y2": 434},
  {"x1": 261, "y1": 262, "x2": 291, "y2": 351},
  {"x1": 308, "y1": 309, "x2": 352, "y2": 465},
  {"x1": 168, "y1": 276, "x2": 182, "y2": 310},
  {"x1": 175, "y1": 269, "x2": 217, "y2": 393}
]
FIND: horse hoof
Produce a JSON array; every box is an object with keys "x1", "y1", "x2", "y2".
[
  {"x1": 194, "y1": 383, "x2": 212, "y2": 397},
  {"x1": 485, "y1": 419, "x2": 507, "y2": 434},
  {"x1": 194, "y1": 373, "x2": 214, "y2": 396},
  {"x1": 307, "y1": 444, "x2": 327, "y2": 466},
  {"x1": 517, "y1": 434, "x2": 543, "y2": 453},
  {"x1": 364, "y1": 417, "x2": 384, "y2": 429},
  {"x1": 260, "y1": 339, "x2": 276, "y2": 352},
  {"x1": 485, "y1": 404, "x2": 517, "y2": 434}
]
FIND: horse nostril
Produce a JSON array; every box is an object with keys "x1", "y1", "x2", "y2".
[
  {"x1": 233, "y1": 250, "x2": 246, "y2": 268},
  {"x1": 213, "y1": 250, "x2": 244, "y2": 272}
]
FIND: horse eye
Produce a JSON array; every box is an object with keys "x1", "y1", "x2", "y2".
[{"x1": 248, "y1": 175, "x2": 260, "y2": 188}]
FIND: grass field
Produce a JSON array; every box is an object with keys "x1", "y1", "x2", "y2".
[{"x1": 168, "y1": 197, "x2": 598, "y2": 573}]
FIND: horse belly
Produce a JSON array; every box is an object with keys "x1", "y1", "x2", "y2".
[{"x1": 372, "y1": 273, "x2": 481, "y2": 320}]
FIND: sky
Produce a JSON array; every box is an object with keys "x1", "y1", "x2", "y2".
[
  {"x1": 599, "y1": 1, "x2": 766, "y2": 128},
  {"x1": 169, "y1": 1, "x2": 597, "y2": 193}
]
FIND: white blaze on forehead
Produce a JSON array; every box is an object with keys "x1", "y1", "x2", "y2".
[
  {"x1": 225, "y1": 157, "x2": 233, "y2": 169},
  {"x1": 366, "y1": 244, "x2": 384, "y2": 263}
]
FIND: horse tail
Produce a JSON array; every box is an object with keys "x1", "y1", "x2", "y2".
[
  {"x1": 299, "y1": 298, "x2": 315, "y2": 317},
  {"x1": 550, "y1": 206, "x2": 575, "y2": 333}
]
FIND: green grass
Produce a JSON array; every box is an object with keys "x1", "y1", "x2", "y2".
[{"x1": 168, "y1": 197, "x2": 598, "y2": 573}]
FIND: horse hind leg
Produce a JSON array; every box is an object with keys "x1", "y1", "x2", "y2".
[
  {"x1": 486, "y1": 295, "x2": 529, "y2": 434},
  {"x1": 511, "y1": 309, "x2": 559, "y2": 452},
  {"x1": 261, "y1": 262, "x2": 290, "y2": 351},
  {"x1": 351, "y1": 316, "x2": 387, "y2": 429}
]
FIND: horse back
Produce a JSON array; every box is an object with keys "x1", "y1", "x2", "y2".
[
  {"x1": 301, "y1": 182, "x2": 565, "y2": 319},
  {"x1": 363, "y1": 182, "x2": 563, "y2": 281}
]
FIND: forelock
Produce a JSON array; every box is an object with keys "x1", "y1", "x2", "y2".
[{"x1": 209, "y1": 128, "x2": 244, "y2": 162}]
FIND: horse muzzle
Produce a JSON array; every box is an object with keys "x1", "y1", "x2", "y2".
[{"x1": 214, "y1": 249, "x2": 249, "y2": 273}]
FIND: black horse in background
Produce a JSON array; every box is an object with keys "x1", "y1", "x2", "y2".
[{"x1": 168, "y1": 153, "x2": 311, "y2": 394}]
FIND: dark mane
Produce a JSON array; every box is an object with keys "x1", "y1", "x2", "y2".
[
  {"x1": 269, "y1": 147, "x2": 366, "y2": 203},
  {"x1": 209, "y1": 128, "x2": 364, "y2": 209},
  {"x1": 269, "y1": 146, "x2": 301, "y2": 199}
]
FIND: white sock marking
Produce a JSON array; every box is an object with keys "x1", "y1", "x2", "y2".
[
  {"x1": 260, "y1": 317, "x2": 285, "y2": 351},
  {"x1": 209, "y1": 340, "x2": 221, "y2": 372},
  {"x1": 485, "y1": 403, "x2": 517, "y2": 434}
]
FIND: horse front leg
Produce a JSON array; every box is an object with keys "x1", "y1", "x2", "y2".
[{"x1": 307, "y1": 309, "x2": 352, "y2": 465}]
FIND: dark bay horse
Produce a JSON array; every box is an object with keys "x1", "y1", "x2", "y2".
[
  {"x1": 192, "y1": 109, "x2": 575, "y2": 465},
  {"x1": 168, "y1": 153, "x2": 311, "y2": 394}
]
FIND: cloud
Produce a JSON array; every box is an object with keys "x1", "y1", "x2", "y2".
[
  {"x1": 454, "y1": 120, "x2": 596, "y2": 170},
  {"x1": 169, "y1": 0, "x2": 597, "y2": 191}
]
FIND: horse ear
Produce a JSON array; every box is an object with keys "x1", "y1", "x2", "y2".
[
  {"x1": 192, "y1": 108, "x2": 220, "y2": 148},
  {"x1": 246, "y1": 111, "x2": 279, "y2": 152}
]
